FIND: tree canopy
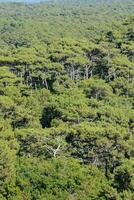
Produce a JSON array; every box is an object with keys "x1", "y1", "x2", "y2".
[{"x1": 0, "y1": 0, "x2": 134, "y2": 199}]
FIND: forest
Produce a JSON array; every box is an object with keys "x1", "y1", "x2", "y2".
[{"x1": 0, "y1": 0, "x2": 134, "y2": 199}]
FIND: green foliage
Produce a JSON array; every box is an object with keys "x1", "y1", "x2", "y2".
[{"x1": 0, "y1": 0, "x2": 133, "y2": 199}]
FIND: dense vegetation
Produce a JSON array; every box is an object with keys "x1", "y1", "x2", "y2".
[{"x1": 0, "y1": 0, "x2": 134, "y2": 199}]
